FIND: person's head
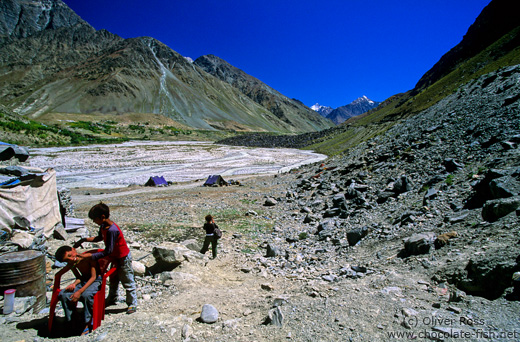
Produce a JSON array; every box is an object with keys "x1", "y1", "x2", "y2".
[
  {"x1": 205, "y1": 215, "x2": 213, "y2": 223},
  {"x1": 88, "y1": 202, "x2": 110, "y2": 224},
  {"x1": 55, "y1": 245, "x2": 78, "y2": 263}
]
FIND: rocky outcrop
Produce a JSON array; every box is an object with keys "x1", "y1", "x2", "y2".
[{"x1": 0, "y1": 0, "x2": 87, "y2": 43}]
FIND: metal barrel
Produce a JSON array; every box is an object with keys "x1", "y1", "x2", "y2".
[{"x1": 0, "y1": 250, "x2": 46, "y2": 313}]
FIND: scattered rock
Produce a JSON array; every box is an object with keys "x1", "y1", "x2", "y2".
[
  {"x1": 200, "y1": 304, "x2": 219, "y2": 324},
  {"x1": 264, "y1": 306, "x2": 284, "y2": 327}
]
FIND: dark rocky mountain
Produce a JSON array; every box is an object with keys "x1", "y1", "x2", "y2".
[
  {"x1": 414, "y1": 0, "x2": 520, "y2": 93},
  {"x1": 0, "y1": 0, "x2": 86, "y2": 43},
  {"x1": 326, "y1": 96, "x2": 380, "y2": 124},
  {"x1": 0, "y1": 0, "x2": 333, "y2": 133},
  {"x1": 193, "y1": 55, "x2": 333, "y2": 132}
]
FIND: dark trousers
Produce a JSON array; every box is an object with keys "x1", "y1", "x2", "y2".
[
  {"x1": 58, "y1": 277, "x2": 102, "y2": 324},
  {"x1": 200, "y1": 235, "x2": 218, "y2": 258}
]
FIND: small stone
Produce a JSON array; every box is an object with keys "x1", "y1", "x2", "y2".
[
  {"x1": 264, "y1": 198, "x2": 278, "y2": 206},
  {"x1": 53, "y1": 223, "x2": 68, "y2": 241},
  {"x1": 447, "y1": 305, "x2": 462, "y2": 314},
  {"x1": 200, "y1": 304, "x2": 219, "y2": 323},
  {"x1": 181, "y1": 324, "x2": 192, "y2": 339},
  {"x1": 402, "y1": 308, "x2": 418, "y2": 317},
  {"x1": 265, "y1": 306, "x2": 284, "y2": 327},
  {"x1": 132, "y1": 260, "x2": 146, "y2": 277},
  {"x1": 273, "y1": 296, "x2": 289, "y2": 307},
  {"x1": 322, "y1": 275, "x2": 336, "y2": 282},
  {"x1": 261, "y1": 283, "x2": 275, "y2": 291}
]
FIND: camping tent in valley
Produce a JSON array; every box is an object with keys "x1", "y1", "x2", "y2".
[
  {"x1": 203, "y1": 175, "x2": 227, "y2": 187},
  {"x1": 145, "y1": 176, "x2": 168, "y2": 187}
]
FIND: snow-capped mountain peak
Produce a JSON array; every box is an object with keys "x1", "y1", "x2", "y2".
[
  {"x1": 352, "y1": 95, "x2": 374, "y2": 105},
  {"x1": 311, "y1": 103, "x2": 333, "y2": 117}
]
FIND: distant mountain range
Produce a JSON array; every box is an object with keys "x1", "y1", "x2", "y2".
[
  {"x1": 0, "y1": 0, "x2": 333, "y2": 133},
  {"x1": 311, "y1": 96, "x2": 381, "y2": 124},
  {"x1": 310, "y1": 103, "x2": 333, "y2": 117}
]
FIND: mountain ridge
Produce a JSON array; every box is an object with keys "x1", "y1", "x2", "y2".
[
  {"x1": 0, "y1": 0, "x2": 333, "y2": 133},
  {"x1": 193, "y1": 54, "x2": 333, "y2": 132},
  {"x1": 325, "y1": 96, "x2": 381, "y2": 125}
]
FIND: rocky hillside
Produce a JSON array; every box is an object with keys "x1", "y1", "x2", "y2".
[
  {"x1": 304, "y1": 0, "x2": 520, "y2": 155},
  {"x1": 194, "y1": 55, "x2": 333, "y2": 132},
  {"x1": 413, "y1": 0, "x2": 520, "y2": 93},
  {"x1": 0, "y1": 0, "x2": 332, "y2": 133}
]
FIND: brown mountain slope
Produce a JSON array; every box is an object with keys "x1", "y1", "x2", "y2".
[
  {"x1": 194, "y1": 54, "x2": 333, "y2": 132},
  {"x1": 0, "y1": 0, "x2": 333, "y2": 133}
]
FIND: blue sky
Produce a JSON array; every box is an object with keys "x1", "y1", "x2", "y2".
[{"x1": 63, "y1": 0, "x2": 491, "y2": 109}]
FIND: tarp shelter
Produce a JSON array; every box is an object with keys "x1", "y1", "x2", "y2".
[
  {"x1": 145, "y1": 176, "x2": 168, "y2": 187},
  {"x1": 0, "y1": 167, "x2": 61, "y2": 238},
  {"x1": 0, "y1": 141, "x2": 29, "y2": 162},
  {"x1": 204, "y1": 175, "x2": 227, "y2": 187}
]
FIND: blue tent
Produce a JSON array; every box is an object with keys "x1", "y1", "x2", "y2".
[
  {"x1": 203, "y1": 175, "x2": 227, "y2": 187},
  {"x1": 145, "y1": 176, "x2": 168, "y2": 187}
]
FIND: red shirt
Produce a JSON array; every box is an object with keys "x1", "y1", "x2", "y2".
[{"x1": 91, "y1": 223, "x2": 130, "y2": 261}]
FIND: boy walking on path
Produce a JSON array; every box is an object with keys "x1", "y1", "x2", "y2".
[
  {"x1": 55, "y1": 245, "x2": 102, "y2": 335},
  {"x1": 74, "y1": 202, "x2": 137, "y2": 314},
  {"x1": 200, "y1": 214, "x2": 219, "y2": 259}
]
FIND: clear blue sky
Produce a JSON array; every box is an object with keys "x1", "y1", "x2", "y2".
[{"x1": 62, "y1": 0, "x2": 491, "y2": 109}]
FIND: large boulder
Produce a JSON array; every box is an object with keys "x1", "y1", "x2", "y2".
[
  {"x1": 393, "y1": 175, "x2": 413, "y2": 194},
  {"x1": 346, "y1": 226, "x2": 369, "y2": 246},
  {"x1": 266, "y1": 243, "x2": 282, "y2": 257},
  {"x1": 149, "y1": 242, "x2": 203, "y2": 274},
  {"x1": 403, "y1": 232, "x2": 436, "y2": 256},
  {"x1": 457, "y1": 250, "x2": 518, "y2": 300},
  {"x1": 482, "y1": 196, "x2": 520, "y2": 222}
]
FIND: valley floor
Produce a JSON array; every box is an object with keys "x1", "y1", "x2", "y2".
[{"x1": 1, "y1": 170, "x2": 519, "y2": 342}]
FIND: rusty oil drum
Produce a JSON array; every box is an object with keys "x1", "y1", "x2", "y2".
[{"x1": 0, "y1": 250, "x2": 46, "y2": 312}]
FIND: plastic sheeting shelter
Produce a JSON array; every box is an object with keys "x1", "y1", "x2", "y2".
[
  {"x1": 0, "y1": 142, "x2": 29, "y2": 162},
  {"x1": 0, "y1": 168, "x2": 61, "y2": 238},
  {"x1": 145, "y1": 176, "x2": 168, "y2": 187},
  {"x1": 203, "y1": 175, "x2": 227, "y2": 187}
]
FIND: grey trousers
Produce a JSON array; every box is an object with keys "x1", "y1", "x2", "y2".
[
  {"x1": 58, "y1": 277, "x2": 102, "y2": 324},
  {"x1": 107, "y1": 252, "x2": 137, "y2": 307}
]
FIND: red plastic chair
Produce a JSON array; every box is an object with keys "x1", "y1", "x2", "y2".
[{"x1": 48, "y1": 251, "x2": 117, "y2": 333}]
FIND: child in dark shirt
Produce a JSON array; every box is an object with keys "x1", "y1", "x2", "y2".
[
  {"x1": 200, "y1": 214, "x2": 219, "y2": 259},
  {"x1": 74, "y1": 202, "x2": 137, "y2": 314}
]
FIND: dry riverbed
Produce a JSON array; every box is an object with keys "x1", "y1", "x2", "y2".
[{"x1": 28, "y1": 140, "x2": 327, "y2": 189}]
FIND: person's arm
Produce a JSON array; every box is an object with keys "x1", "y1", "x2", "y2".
[
  {"x1": 89, "y1": 228, "x2": 118, "y2": 261},
  {"x1": 69, "y1": 261, "x2": 97, "y2": 302},
  {"x1": 56, "y1": 263, "x2": 77, "y2": 291},
  {"x1": 65, "y1": 278, "x2": 81, "y2": 292},
  {"x1": 73, "y1": 230, "x2": 103, "y2": 248}
]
